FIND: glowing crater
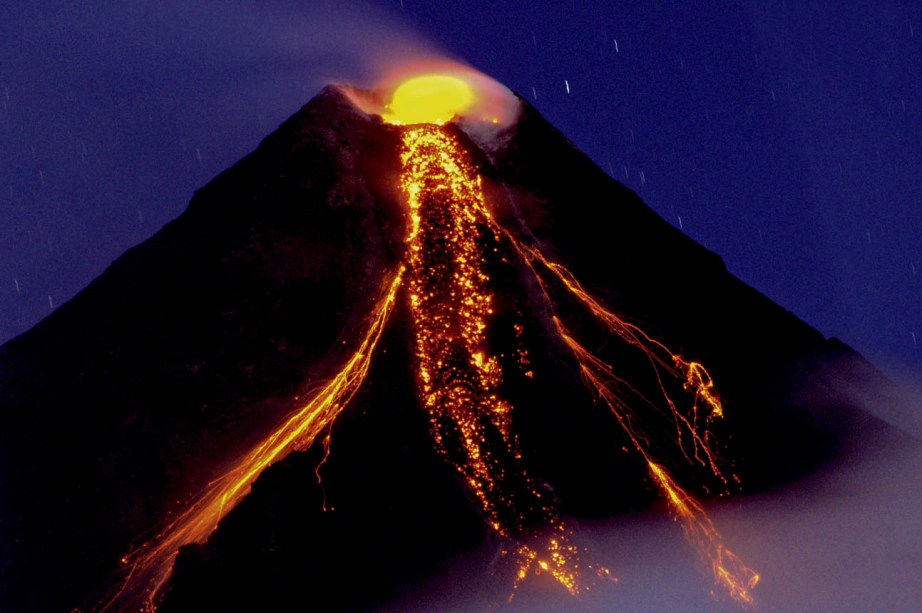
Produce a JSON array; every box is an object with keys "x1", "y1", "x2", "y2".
[{"x1": 383, "y1": 74, "x2": 475, "y2": 125}]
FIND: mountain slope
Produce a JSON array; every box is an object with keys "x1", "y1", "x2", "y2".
[{"x1": 0, "y1": 87, "x2": 403, "y2": 612}]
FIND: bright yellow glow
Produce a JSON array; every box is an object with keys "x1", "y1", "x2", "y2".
[{"x1": 384, "y1": 74, "x2": 475, "y2": 125}]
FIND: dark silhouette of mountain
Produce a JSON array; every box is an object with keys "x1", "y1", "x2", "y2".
[{"x1": 0, "y1": 85, "x2": 905, "y2": 612}]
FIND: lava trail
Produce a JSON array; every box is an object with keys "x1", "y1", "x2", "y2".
[
  {"x1": 399, "y1": 124, "x2": 596, "y2": 593},
  {"x1": 510, "y1": 238, "x2": 760, "y2": 605},
  {"x1": 98, "y1": 269, "x2": 403, "y2": 612}
]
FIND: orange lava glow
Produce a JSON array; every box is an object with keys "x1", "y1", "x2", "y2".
[
  {"x1": 517, "y1": 243, "x2": 730, "y2": 483},
  {"x1": 507, "y1": 240, "x2": 759, "y2": 606},
  {"x1": 399, "y1": 124, "x2": 596, "y2": 594},
  {"x1": 553, "y1": 322, "x2": 759, "y2": 606},
  {"x1": 99, "y1": 268, "x2": 404, "y2": 612},
  {"x1": 647, "y1": 462, "x2": 760, "y2": 606}
]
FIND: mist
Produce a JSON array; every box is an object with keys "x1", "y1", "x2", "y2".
[
  {"x1": 377, "y1": 368, "x2": 922, "y2": 612},
  {"x1": 380, "y1": 435, "x2": 922, "y2": 612}
]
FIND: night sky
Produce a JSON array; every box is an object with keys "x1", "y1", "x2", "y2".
[{"x1": 2, "y1": 1, "x2": 921, "y2": 388}]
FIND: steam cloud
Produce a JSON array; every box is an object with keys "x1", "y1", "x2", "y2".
[{"x1": 93, "y1": 0, "x2": 514, "y2": 117}]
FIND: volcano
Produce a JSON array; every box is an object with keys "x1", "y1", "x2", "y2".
[{"x1": 0, "y1": 78, "x2": 907, "y2": 613}]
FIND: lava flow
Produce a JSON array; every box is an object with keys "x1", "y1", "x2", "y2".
[
  {"x1": 98, "y1": 269, "x2": 404, "y2": 612},
  {"x1": 399, "y1": 122, "x2": 599, "y2": 594},
  {"x1": 507, "y1": 234, "x2": 759, "y2": 604},
  {"x1": 100, "y1": 71, "x2": 758, "y2": 611},
  {"x1": 385, "y1": 71, "x2": 757, "y2": 604}
]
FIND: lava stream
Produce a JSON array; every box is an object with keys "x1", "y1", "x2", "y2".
[
  {"x1": 555, "y1": 319, "x2": 759, "y2": 606},
  {"x1": 99, "y1": 268, "x2": 403, "y2": 612},
  {"x1": 515, "y1": 241, "x2": 728, "y2": 480},
  {"x1": 395, "y1": 119, "x2": 756, "y2": 604},
  {"x1": 508, "y1": 236, "x2": 759, "y2": 605},
  {"x1": 400, "y1": 124, "x2": 595, "y2": 594}
]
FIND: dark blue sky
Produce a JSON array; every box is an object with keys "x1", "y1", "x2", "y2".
[{"x1": 2, "y1": 1, "x2": 920, "y2": 385}]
